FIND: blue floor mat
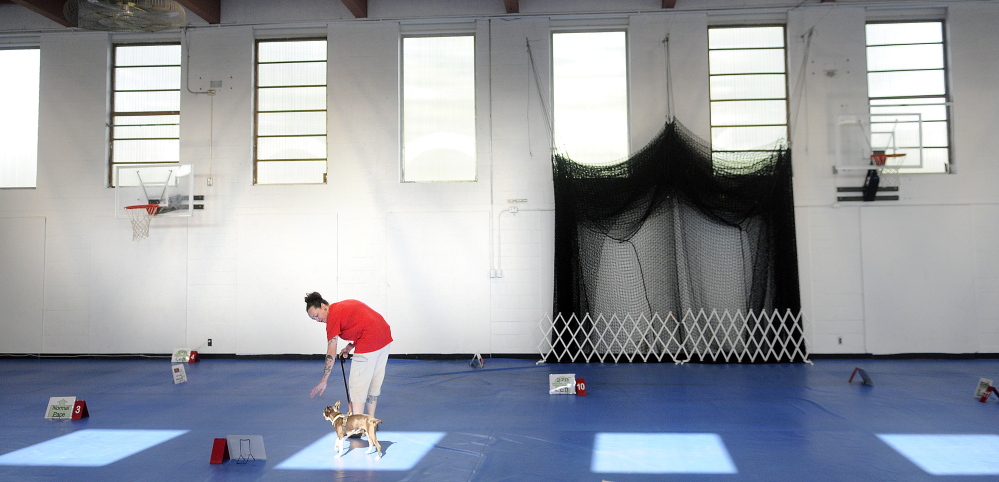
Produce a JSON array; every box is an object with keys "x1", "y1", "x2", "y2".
[{"x1": 1, "y1": 357, "x2": 997, "y2": 481}]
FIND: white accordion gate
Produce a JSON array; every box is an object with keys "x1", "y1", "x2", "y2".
[{"x1": 539, "y1": 310, "x2": 809, "y2": 363}]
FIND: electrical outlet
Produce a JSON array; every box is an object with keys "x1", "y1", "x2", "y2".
[
  {"x1": 838, "y1": 337, "x2": 842, "y2": 345},
  {"x1": 208, "y1": 338, "x2": 212, "y2": 347}
]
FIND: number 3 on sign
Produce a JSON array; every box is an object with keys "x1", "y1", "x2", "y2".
[{"x1": 72, "y1": 400, "x2": 90, "y2": 420}]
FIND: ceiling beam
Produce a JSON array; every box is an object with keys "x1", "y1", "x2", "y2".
[
  {"x1": 175, "y1": 0, "x2": 220, "y2": 24},
  {"x1": 662, "y1": 0, "x2": 677, "y2": 8},
  {"x1": 504, "y1": 0, "x2": 518, "y2": 14},
  {"x1": 9, "y1": 0, "x2": 73, "y2": 27},
  {"x1": 341, "y1": 0, "x2": 367, "y2": 18}
]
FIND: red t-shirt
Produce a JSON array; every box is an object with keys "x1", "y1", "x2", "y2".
[{"x1": 325, "y1": 299, "x2": 393, "y2": 353}]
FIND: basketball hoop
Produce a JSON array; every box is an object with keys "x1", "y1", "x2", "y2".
[
  {"x1": 124, "y1": 204, "x2": 159, "y2": 241},
  {"x1": 870, "y1": 152, "x2": 905, "y2": 166},
  {"x1": 871, "y1": 152, "x2": 906, "y2": 190}
]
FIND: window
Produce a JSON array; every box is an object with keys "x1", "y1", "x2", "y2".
[
  {"x1": 255, "y1": 39, "x2": 327, "y2": 185},
  {"x1": 0, "y1": 48, "x2": 40, "y2": 189},
  {"x1": 708, "y1": 26, "x2": 788, "y2": 166},
  {"x1": 866, "y1": 22, "x2": 949, "y2": 173},
  {"x1": 402, "y1": 35, "x2": 476, "y2": 182},
  {"x1": 552, "y1": 31, "x2": 629, "y2": 166},
  {"x1": 111, "y1": 44, "x2": 181, "y2": 186}
]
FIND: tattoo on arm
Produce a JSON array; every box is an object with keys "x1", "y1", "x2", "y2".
[
  {"x1": 320, "y1": 337, "x2": 337, "y2": 377},
  {"x1": 322, "y1": 354, "x2": 334, "y2": 377}
]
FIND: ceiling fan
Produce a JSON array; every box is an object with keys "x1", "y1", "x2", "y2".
[{"x1": 63, "y1": 0, "x2": 187, "y2": 32}]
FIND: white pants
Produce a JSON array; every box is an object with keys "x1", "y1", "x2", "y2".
[{"x1": 348, "y1": 343, "x2": 391, "y2": 408}]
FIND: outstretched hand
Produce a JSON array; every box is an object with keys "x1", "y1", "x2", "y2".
[{"x1": 310, "y1": 380, "x2": 327, "y2": 398}]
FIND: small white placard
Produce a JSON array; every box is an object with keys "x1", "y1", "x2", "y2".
[
  {"x1": 172, "y1": 364, "x2": 188, "y2": 384},
  {"x1": 172, "y1": 348, "x2": 190, "y2": 363},
  {"x1": 44, "y1": 396, "x2": 76, "y2": 419},
  {"x1": 227, "y1": 435, "x2": 266, "y2": 461},
  {"x1": 975, "y1": 377, "x2": 993, "y2": 398},
  {"x1": 549, "y1": 374, "x2": 576, "y2": 395}
]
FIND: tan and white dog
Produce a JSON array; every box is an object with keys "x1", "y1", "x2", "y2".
[{"x1": 323, "y1": 401, "x2": 382, "y2": 458}]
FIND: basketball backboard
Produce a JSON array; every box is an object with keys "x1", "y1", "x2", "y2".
[
  {"x1": 114, "y1": 163, "x2": 194, "y2": 218},
  {"x1": 833, "y1": 113, "x2": 924, "y2": 173}
]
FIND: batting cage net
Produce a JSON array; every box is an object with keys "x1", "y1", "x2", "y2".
[{"x1": 546, "y1": 119, "x2": 805, "y2": 363}]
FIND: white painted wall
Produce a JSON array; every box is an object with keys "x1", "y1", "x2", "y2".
[
  {"x1": 1, "y1": 0, "x2": 997, "y2": 356},
  {"x1": 790, "y1": 2, "x2": 999, "y2": 354}
]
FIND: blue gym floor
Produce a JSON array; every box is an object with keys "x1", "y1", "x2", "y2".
[{"x1": 1, "y1": 357, "x2": 998, "y2": 481}]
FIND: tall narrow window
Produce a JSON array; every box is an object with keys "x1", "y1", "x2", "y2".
[
  {"x1": 402, "y1": 35, "x2": 476, "y2": 182},
  {"x1": 552, "y1": 31, "x2": 628, "y2": 166},
  {"x1": 708, "y1": 26, "x2": 788, "y2": 166},
  {"x1": 255, "y1": 39, "x2": 327, "y2": 185},
  {"x1": 0, "y1": 48, "x2": 40, "y2": 189},
  {"x1": 111, "y1": 44, "x2": 181, "y2": 185},
  {"x1": 866, "y1": 22, "x2": 949, "y2": 173}
]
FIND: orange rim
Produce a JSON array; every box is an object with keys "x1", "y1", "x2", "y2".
[
  {"x1": 125, "y1": 204, "x2": 160, "y2": 215},
  {"x1": 870, "y1": 153, "x2": 906, "y2": 166}
]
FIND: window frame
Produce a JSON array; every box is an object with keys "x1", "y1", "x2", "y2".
[
  {"x1": 550, "y1": 28, "x2": 631, "y2": 166},
  {"x1": 865, "y1": 20, "x2": 951, "y2": 174},
  {"x1": 253, "y1": 37, "x2": 329, "y2": 185},
  {"x1": 0, "y1": 46, "x2": 41, "y2": 189},
  {"x1": 707, "y1": 24, "x2": 790, "y2": 166},
  {"x1": 400, "y1": 32, "x2": 479, "y2": 183},
  {"x1": 109, "y1": 42, "x2": 182, "y2": 187}
]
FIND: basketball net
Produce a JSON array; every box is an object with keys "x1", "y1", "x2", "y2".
[
  {"x1": 125, "y1": 204, "x2": 159, "y2": 241},
  {"x1": 871, "y1": 152, "x2": 905, "y2": 190}
]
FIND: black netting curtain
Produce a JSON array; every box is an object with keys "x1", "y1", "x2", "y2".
[{"x1": 550, "y1": 119, "x2": 802, "y2": 362}]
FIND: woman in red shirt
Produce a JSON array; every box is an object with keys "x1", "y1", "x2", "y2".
[{"x1": 305, "y1": 292, "x2": 393, "y2": 417}]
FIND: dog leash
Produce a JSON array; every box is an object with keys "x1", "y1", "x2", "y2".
[{"x1": 339, "y1": 355, "x2": 352, "y2": 412}]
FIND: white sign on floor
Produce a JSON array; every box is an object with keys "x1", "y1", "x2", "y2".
[
  {"x1": 227, "y1": 435, "x2": 266, "y2": 462},
  {"x1": 44, "y1": 397, "x2": 76, "y2": 419},
  {"x1": 172, "y1": 364, "x2": 188, "y2": 384},
  {"x1": 974, "y1": 378, "x2": 993, "y2": 398},
  {"x1": 549, "y1": 374, "x2": 576, "y2": 395},
  {"x1": 172, "y1": 348, "x2": 190, "y2": 363}
]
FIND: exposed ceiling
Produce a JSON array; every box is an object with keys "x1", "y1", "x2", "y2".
[
  {"x1": 2, "y1": 0, "x2": 689, "y2": 26},
  {"x1": 7, "y1": 0, "x2": 219, "y2": 26}
]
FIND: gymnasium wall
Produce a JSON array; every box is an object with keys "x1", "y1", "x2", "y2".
[{"x1": 1, "y1": 0, "x2": 997, "y2": 356}]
